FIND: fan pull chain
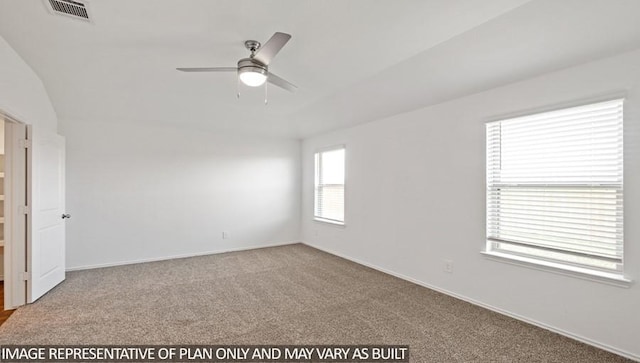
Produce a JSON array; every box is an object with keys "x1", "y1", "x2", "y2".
[
  {"x1": 264, "y1": 79, "x2": 268, "y2": 105},
  {"x1": 237, "y1": 77, "x2": 241, "y2": 99}
]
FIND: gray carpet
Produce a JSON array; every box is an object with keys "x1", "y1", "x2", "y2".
[{"x1": 0, "y1": 244, "x2": 630, "y2": 362}]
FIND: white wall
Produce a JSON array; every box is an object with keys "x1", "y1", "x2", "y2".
[
  {"x1": 0, "y1": 35, "x2": 57, "y2": 131},
  {"x1": 302, "y1": 49, "x2": 640, "y2": 359},
  {"x1": 60, "y1": 120, "x2": 301, "y2": 270}
]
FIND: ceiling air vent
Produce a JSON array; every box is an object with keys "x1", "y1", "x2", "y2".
[{"x1": 45, "y1": 0, "x2": 91, "y2": 22}]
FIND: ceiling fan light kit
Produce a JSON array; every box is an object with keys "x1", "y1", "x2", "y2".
[
  {"x1": 237, "y1": 58, "x2": 267, "y2": 87},
  {"x1": 177, "y1": 32, "x2": 297, "y2": 102}
]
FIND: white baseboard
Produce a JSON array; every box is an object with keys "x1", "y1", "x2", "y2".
[
  {"x1": 66, "y1": 241, "x2": 301, "y2": 272},
  {"x1": 303, "y1": 242, "x2": 640, "y2": 362}
]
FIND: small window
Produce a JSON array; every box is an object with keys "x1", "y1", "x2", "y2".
[
  {"x1": 486, "y1": 99, "x2": 624, "y2": 275},
  {"x1": 314, "y1": 146, "x2": 345, "y2": 225}
]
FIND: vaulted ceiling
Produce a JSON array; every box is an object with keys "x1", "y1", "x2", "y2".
[{"x1": 1, "y1": 0, "x2": 639, "y2": 138}]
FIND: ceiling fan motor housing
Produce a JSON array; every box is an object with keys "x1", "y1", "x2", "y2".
[{"x1": 238, "y1": 58, "x2": 267, "y2": 72}]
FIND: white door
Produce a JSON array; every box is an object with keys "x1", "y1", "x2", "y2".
[{"x1": 28, "y1": 127, "x2": 66, "y2": 303}]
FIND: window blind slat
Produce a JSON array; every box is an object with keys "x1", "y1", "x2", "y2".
[
  {"x1": 487, "y1": 211, "x2": 620, "y2": 226},
  {"x1": 492, "y1": 221, "x2": 619, "y2": 241},
  {"x1": 488, "y1": 215, "x2": 621, "y2": 233},
  {"x1": 501, "y1": 115, "x2": 621, "y2": 136},
  {"x1": 491, "y1": 233, "x2": 620, "y2": 258}
]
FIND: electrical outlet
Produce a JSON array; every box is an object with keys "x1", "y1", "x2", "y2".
[
  {"x1": 222, "y1": 231, "x2": 230, "y2": 239},
  {"x1": 444, "y1": 259, "x2": 454, "y2": 274}
]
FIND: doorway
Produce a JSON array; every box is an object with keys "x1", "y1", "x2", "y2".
[
  {"x1": 1, "y1": 109, "x2": 68, "y2": 312},
  {"x1": 1, "y1": 112, "x2": 28, "y2": 312},
  {"x1": 0, "y1": 118, "x2": 12, "y2": 323}
]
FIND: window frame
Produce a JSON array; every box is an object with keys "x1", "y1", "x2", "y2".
[
  {"x1": 313, "y1": 144, "x2": 346, "y2": 226},
  {"x1": 483, "y1": 98, "x2": 630, "y2": 285}
]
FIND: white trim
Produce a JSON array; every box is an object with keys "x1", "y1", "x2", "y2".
[
  {"x1": 481, "y1": 250, "x2": 631, "y2": 287},
  {"x1": 0, "y1": 109, "x2": 26, "y2": 126},
  {"x1": 313, "y1": 145, "x2": 346, "y2": 226},
  {"x1": 314, "y1": 144, "x2": 346, "y2": 154},
  {"x1": 313, "y1": 217, "x2": 345, "y2": 227},
  {"x1": 66, "y1": 241, "x2": 300, "y2": 271},
  {"x1": 1, "y1": 116, "x2": 28, "y2": 310},
  {"x1": 485, "y1": 98, "x2": 625, "y2": 285},
  {"x1": 302, "y1": 242, "x2": 639, "y2": 362},
  {"x1": 483, "y1": 93, "x2": 627, "y2": 125}
]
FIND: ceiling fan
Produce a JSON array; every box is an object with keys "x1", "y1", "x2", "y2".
[{"x1": 177, "y1": 32, "x2": 297, "y2": 93}]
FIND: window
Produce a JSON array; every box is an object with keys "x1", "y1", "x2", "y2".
[
  {"x1": 314, "y1": 146, "x2": 345, "y2": 225},
  {"x1": 486, "y1": 99, "x2": 624, "y2": 276}
]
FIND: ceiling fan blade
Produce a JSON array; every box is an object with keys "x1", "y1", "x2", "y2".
[
  {"x1": 176, "y1": 67, "x2": 237, "y2": 72},
  {"x1": 253, "y1": 32, "x2": 291, "y2": 65},
  {"x1": 268, "y1": 72, "x2": 297, "y2": 92}
]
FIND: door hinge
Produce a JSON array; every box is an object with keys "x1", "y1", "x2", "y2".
[
  {"x1": 20, "y1": 139, "x2": 31, "y2": 148},
  {"x1": 22, "y1": 272, "x2": 31, "y2": 281},
  {"x1": 19, "y1": 205, "x2": 30, "y2": 215}
]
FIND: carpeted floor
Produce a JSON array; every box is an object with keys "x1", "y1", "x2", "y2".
[{"x1": 0, "y1": 244, "x2": 630, "y2": 362}]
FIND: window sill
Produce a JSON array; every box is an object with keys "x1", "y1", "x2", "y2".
[
  {"x1": 313, "y1": 218, "x2": 345, "y2": 227},
  {"x1": 481, "y1": 250, "x2": 632, "y2": 288}
]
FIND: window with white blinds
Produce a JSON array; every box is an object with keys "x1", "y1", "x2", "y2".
[
  {"x1": 315, "y1": 146, "x2": 345, "y2": 225},
  {"x1": 486, "y1": 99, "x2": 624, "y2": 273}
]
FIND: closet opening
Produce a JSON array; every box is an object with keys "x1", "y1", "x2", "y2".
[{"x1": 0, "y1": 111, "x2": 29, "y2": 319}]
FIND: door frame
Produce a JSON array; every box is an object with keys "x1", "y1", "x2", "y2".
[{"x1": 1, "y1": 109, "x2": 28, "y2": 310}]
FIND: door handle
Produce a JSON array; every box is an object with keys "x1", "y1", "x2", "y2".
[{"x1": 61, "y1": 214, "x2": 71, "y2": 219}]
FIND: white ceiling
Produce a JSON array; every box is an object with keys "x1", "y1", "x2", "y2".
[{"x1": 1, "y1": 0, "x2": 639, "y2": 138}]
